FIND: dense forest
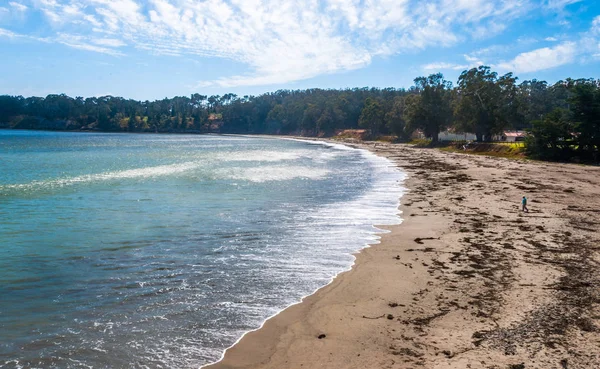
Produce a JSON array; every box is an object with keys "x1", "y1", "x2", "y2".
[{"x1": 1, "y1": 66, "x2": 599, "y2": 163}]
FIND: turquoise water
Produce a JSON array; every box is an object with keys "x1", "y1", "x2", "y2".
[{"x1": 0, "y1": 130, "x2": 404, "y2": 368}]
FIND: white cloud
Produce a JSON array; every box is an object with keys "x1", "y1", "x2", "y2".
[
  {"x1": 544, "y1": 0, "x2": 582, "y2": 10},
  {"x1": 545, "y1": 36, "x2": 558, "y2": 41},
  {"x1": 9, "y1": 2, "x2": 28, "y2": 12},
  {"x1": 495, "y1": 16, "x2": 600, "y2": 73},
  {"x1": 422, "y1": 62, "x2": 469, "y2": 71},
  {"x1": 93, "y1": 38, "x2": 127, "y2": 47},
  {"x1": 592, "y1": 15, "x2": 600, "y2": 34},
  {"x1": 0, "y1": 27, "x2": 124, "y2": 56},
  {"x1": 193, "y1": 81, "x2": 214, "y2": 89},
  {"x1": 4, "y1": 0, "x2": 573, "y2": 87},
  {"x1": 497, "y1": 41, "x2": 577, "y2": 72},
  {"x1": 0, "y1": 27, "x2": 18, "y2": 38},
  {"x1": 54, "y1": 33, "x2": 125, "y2": 56},
  {"x1": 422, "y1": 53, "x2": 484, "y2": 72},
  {"x1": 469, "y1": 44, "x2": 511, "y2": 58},
  {"x1": 471, "y1": 21, "x2": 507, "y2": 40},
  {"x1": 464, "y1": 54, "x2": 485, "y2": 66},
  {"x1": 62, "y1": 4, "x2": 83, "y2": 17}
]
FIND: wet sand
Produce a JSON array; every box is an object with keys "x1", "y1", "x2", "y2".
[{"x1": 205, "y1": 142, "x2": 600, "y2": 369}]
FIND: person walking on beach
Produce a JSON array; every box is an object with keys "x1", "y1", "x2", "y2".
[{"x1": 522, "y1": 196, "x2": 528, "y2": 212}]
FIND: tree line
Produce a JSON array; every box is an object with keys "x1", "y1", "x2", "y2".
[{"x1": 1, "y1": 66, "x2": 598, "y2": 163}]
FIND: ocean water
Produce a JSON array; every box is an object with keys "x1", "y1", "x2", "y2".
[{"x1": 0, "y1": 131, "x2": 405, "y2": 368}]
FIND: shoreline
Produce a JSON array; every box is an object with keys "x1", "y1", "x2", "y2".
[
  {"x1": 204, "y1": 141, "x2": 600, "y2": 369},
  {"x1": 202, "y1": 139, "x2": 419, "y2": 369},
  {"x1": 200, "y1": 136, "x2": 406, "y2": 368}
]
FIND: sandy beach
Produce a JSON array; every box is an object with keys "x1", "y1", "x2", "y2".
[{"x1": 205, "y1": 142, "x2": 600, "y2": 369}]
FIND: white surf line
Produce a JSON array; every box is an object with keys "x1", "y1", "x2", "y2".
[{"x1": 199, "y1": 135, "x2": 407, "y2": 369}]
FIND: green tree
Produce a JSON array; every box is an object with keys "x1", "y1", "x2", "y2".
[
  {"x1": 570, "y1": 82, "x2": 600, "y2": 161},
  {"x1": 359, "y1": 97, "x2": 385, "y2": 136},
  {"x1": 384, "y1": 95, "x2": 410, "y2": 140},
  {"x1": 455, "y1": 66, "x2": 518, "y2": 142},
  {"x1": 405, "y1": 73, "x2": 453, "y2": 143},
  {"x1": 300, "y1": 103, "x2": 320, "y2": 135},
  {"x1": 525, "y1": 109, "x2": 573, "y2": 161},
  {"x1": 516, "y1": 79, "x2": 553, "y2": 130},
  {"x1": 128, "y1": 114, "x2": 137, "y2": 131},
  {"x1": 265, "y1": 104, "x2": 285, "y2": 133},
  {"x1": 0, "y1": 95, "x2": 23, "y2": 123},
  {"x1": 316, "y1": 107, "x2": 335, "y2": 136}
]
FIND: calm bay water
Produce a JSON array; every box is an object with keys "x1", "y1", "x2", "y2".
[{"x1": 0, "y1": 131, "x2": 404, "y2": 368}]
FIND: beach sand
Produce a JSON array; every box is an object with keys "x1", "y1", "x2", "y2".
[{"x1": 204, "y1": 142, "x2": 600, "y2": 369}]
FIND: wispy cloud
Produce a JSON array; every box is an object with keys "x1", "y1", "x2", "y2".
[
  {"x1": 497, "y1": 41, "x2": 577, "y2": 72},
  {"x1": 0, "y1": 27, "x2": 125, "y2": 56},
  {"x1": 9, "y1": 2, "x2": 28, "y2": 12},
  {"x1": 2, "y1": 0, "x2": 588, "y2": 87},
  {"x1": 421, "y1": 53, "x2": 486, "y2": 72},
  {"x1": 592, "y1": 15, "x2": 600, "y2": 34},
  {"x1": 423, "y1": 62, "x2": 469, "y2": 71},
  {"x1": 544, "y1": 0, "x2": 582, "y2": 10},
  {"x1": 0, "y1": 27, "x2": 19, "y2": 38},
  {"x1": 423, "y1": 14, "x2": 600, "y2": 75},
  {"x1": 54, "y1": 33, "x2": 125, "y2": 56},
  {"x1": 543, "y1": 0, "x2": 585, "y2": 28},
  {"x1": 495, "y1": 15, "x2": 600, "y2": 73},
  {"x1": 92, "y1": 38, "x2": 127, "y2": 48}
]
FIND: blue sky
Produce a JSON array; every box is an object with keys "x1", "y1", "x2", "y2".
[{"x1": 0, "y1": 0, "x2": 599, "y2": 100}]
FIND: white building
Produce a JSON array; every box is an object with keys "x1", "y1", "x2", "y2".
[
  {"x1": 438, "y1": 131, "x2": 477, "y2": 141},
  {"x1": 497, "y1": 131, "x2": 527, "y2": 142}
]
